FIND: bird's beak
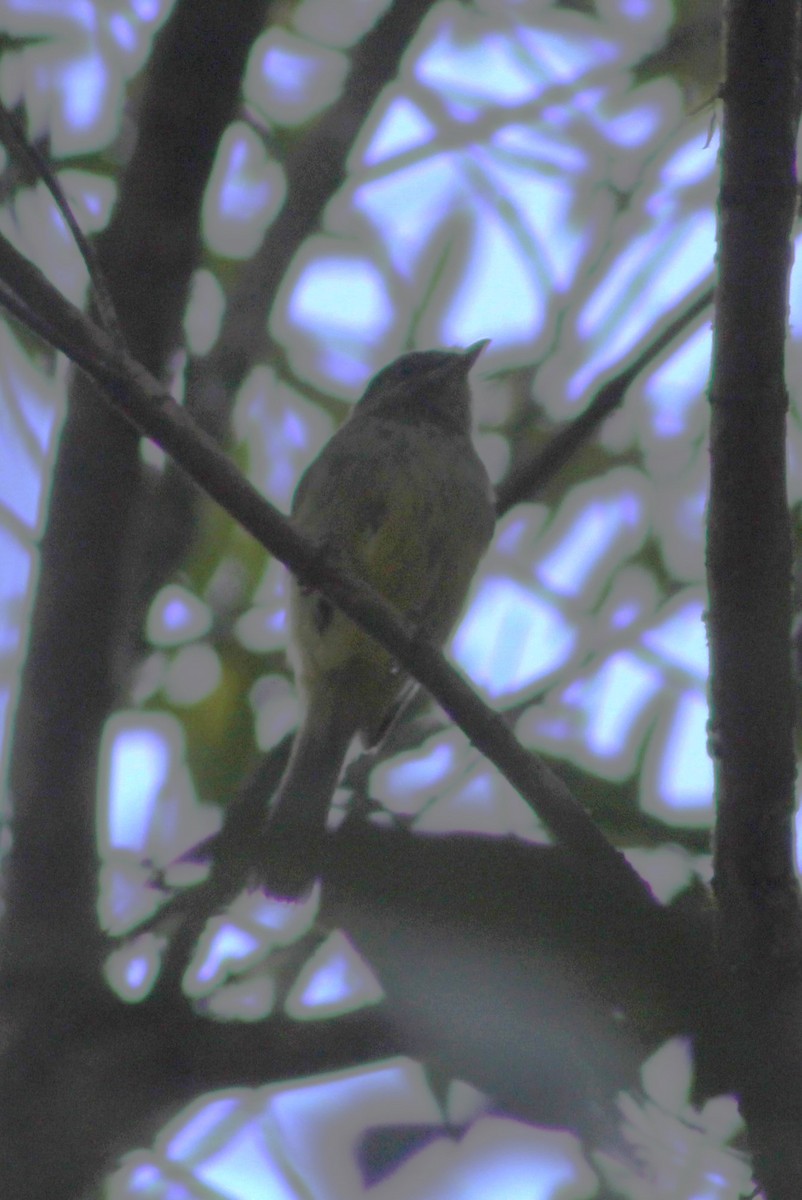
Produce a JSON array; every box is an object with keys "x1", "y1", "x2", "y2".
[{"x1": 462, "y1": 339, "x2": 491, "y2": 369}]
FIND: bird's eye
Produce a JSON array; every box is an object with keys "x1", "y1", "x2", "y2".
[
  {"x1": 362, "y1": 350, "x2": 451, "y2": 400},
  {"x1": 391, "y1": 355, "x2": 423, "y2": 380},
  {"x1": 369, "y1": 356, "x2": 418, "y2": 391},
  {"x1": 397, "y1": 351, "x2": 451, "y2": 379}
]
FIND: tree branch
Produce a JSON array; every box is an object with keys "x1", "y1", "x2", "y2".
[
  {"x1": 0, "y1": 830, "x2": 723, "y2": 1200},
  {"x1": 496, "y1": 281, "x2": 714, "y2": 515},
  {"x1": 141, "y1": 0, "x2": 442, "y2": 701},
  {"x1": 0, "y1": 227, "x2": 652, "y2": 919},
  {"x1": 0, "y1": 4, "x2": 271, "y2": 1197},
  {"x1": 185, "y1": 0, "x2": 441, "y2": 439},
  {"x1": 0, "y1": 103, "x2": 124, "y2": 347},
  {"x1": 709, "y1": 2, "x2": 802, "y2": 1195}
]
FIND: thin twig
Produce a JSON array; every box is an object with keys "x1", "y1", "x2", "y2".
[
  {"x1": 496, "y1": 281, "x2": 715, "y2": 514},
  {"x1": 0, "y1": 103, "x2": 125, "y2": 349}
]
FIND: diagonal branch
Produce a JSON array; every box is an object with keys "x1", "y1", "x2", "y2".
[
  {"x1": 185, "y1": 0, "x2": 441, "y2": 439},
  {"x1": 0, "y1": 227, "x2": 653, "y2": 919},
  {"x1": 496, "y1": 280, "x2": 715, "y2": 515}
]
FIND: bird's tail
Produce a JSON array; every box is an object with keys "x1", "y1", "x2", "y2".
[{"x1": 261, "y1": 690, "x2": 356, "y2": 898}]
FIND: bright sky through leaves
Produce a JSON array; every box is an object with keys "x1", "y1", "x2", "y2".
[{"x1": 0, "y1": 0, "x2": 777, "y2": 1196}]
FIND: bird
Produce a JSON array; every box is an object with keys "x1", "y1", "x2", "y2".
[{"x1": 261, "y1": 342, "x2": 496, "y2": 897}]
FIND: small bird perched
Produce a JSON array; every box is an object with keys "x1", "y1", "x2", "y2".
[{"x1": 262, "y1": 342, "x2": 496, "y2": 897}]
